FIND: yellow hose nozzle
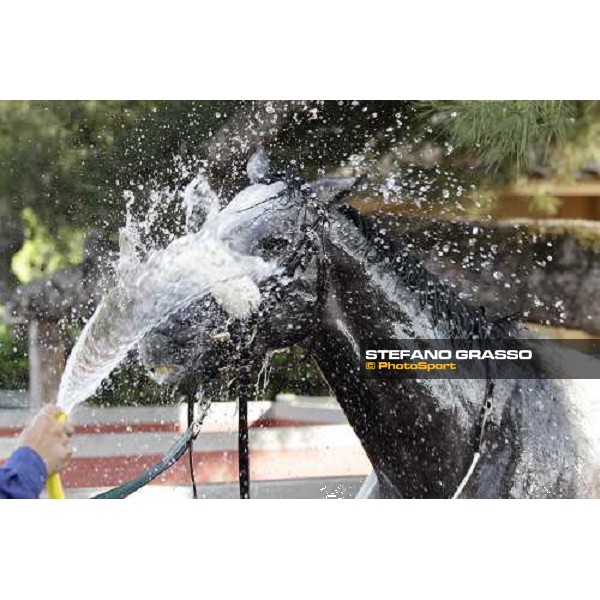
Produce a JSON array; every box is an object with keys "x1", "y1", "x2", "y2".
[{"x1": 46, "y1": 412, "x2": 67, "y2": 499}]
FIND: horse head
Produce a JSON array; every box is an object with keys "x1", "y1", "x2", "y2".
[{"x1": 138, "y1": 151, "x2": 356, "y2": 389}]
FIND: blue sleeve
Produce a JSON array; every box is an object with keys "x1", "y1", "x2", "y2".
[{"x1": 0, "y1": 446, "x2": 48, "y2": 499}]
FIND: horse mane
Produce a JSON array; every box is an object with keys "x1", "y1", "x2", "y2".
[{"x1": 336, "y1": 204, "x2": 519, "y2": 341}]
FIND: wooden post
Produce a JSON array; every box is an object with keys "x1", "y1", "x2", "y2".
[{"x1": 28, "y1": 319, "x2": 66, "y2": 408}]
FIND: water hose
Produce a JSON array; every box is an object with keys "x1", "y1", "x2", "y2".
[
  {"x1": 46, "y1": 412, "x2": 67, "y2": 499},
  {"x1": 93, "y1": 423, "x2": 197, "y2": 499}
]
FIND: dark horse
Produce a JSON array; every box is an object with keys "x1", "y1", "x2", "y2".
[{"x1": 139, "y1": 153, "x2": 600, "y2": 498}]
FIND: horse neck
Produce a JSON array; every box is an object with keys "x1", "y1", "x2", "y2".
[{"x1": 307, "y1": 212, "x2": 486, "y2": 497}]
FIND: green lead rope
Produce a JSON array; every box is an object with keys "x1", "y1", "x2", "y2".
[{"x1": 92, "y1": 424, "x2": 197, "y2": 499}]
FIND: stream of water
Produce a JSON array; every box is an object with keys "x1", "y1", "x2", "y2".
[{"x1": 56, "y1": 172, "x2": 280, "y2": 414}]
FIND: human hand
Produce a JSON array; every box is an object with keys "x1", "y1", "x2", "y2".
[{"x1": 18, "y1": 405, "x2": 74, "y2": 475}]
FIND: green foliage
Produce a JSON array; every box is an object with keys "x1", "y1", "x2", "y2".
[
  {"x1": 0, "y1": 100, "x2": 226, "y2": 230},
  {"x1": 258, "y1": 347, "x2": 330, "y2": 401},
  {"x1": 3, "y1": 100, "x2": 600, "y2": 233},
  {"x1": 551, "y1": 102, "x2": 600, "y2": 176},
  {"x1": 0, "y1": 317, "x2": 28, "y2": 389},
  {"x1": 89, "y1": 361, "x2": 174, "y2": 407},
  {"x1": 529, "y1": 192, "x2": 562, "y2": 216},
  {"x1": 425, "y1": 101, "x2": 580, "y2": 180},
  {"x1": 0, "y1": 100, "x2": 115, "y2": 226},
  {"x1": 11, "y1": 207, "x2": 84, "y2": 283}
]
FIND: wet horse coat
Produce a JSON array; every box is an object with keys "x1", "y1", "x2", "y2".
[
  {"x1": 139, "y1": 158, "x2": 600, "y2": 498},
  {"x1": 308, "y1": 208, "x2": 600, "y2": 497}
]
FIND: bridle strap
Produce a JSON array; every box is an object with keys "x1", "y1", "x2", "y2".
[
  {"x1": 187, "y1": 392, "x2": 198, "y2": 499},
  {"x1": 238, "y1": 363, "x2": 252, "y2": 499},
  {"x1": 452, "y1": 451, "x2": 481, "y2": 499},
  {"x1": 234, "y1": 200, "x2": 331, "y2": 500},
  {"x1": 452, "y1": 338, "x2": 497, "y2": 499}
]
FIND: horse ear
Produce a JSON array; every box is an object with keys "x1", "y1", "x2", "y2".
[
  {"x1": 306, "y1": 177, "x2": 358, "y2": 205},
  {"x1": 247, "y1": 147, "x2": 271, "y2": 183},
  {"x1": 183, "y1": 171, "x2": 221, "y2": 232}
]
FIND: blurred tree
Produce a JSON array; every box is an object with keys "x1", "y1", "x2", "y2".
[
  {"x1": 0, "y1": 100, "x2": 227, "y2": 289},
  {"x1": 11, "y1": 207, "x2": 84, "y2": 283},
  {"x1": 3, "y1": 99, "x2": 600, "y2": 288},
  {"x1": 0, "y1": 100, "x2": 410, "y2": 232},
  {"x1": 0, "y1": 101, "x2": 218, "y2": 229},
  {"x1": 0, "y1": 308, "x2": 28, "y2": 389},
  {"x1": 0, "y1": 197, "x2": 24, "y2": 301},
  {"x1": 424, "y1": 100, "x2": 600, "y2": 180}
]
